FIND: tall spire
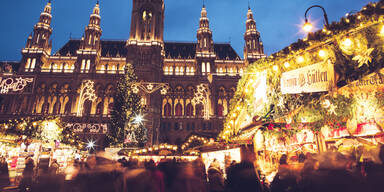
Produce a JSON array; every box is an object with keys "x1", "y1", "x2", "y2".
[
  {"x1": 203, "y1": 0, "x2": 205, "y2": 8},
  {"x1": 21, "y1": 0, "x2": 54, "y2": 73},
  {"x1": 43, "y1": 0, "x2": 52, "y2": 14},
  {"x1": 248, "y1": 0, "x2": 250, "y2": 10},
  {"x1": 80, "y1": 1, "x2": 102, "y2": 50},
  {"x1": 27, "y1": 0, "x2": 53, "y2": 50},
  {"x1": 196, "y1": 3, "x2": 215, "y2": 61},
  {"x1": 244, "y1": 7, "x2": 265, "y2": 65},
  {"x1": 93, "y1": 1, "x2": 100, "y2": 15}
]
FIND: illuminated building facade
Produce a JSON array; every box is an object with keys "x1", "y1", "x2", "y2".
[{"x1": 0, "y1": 1, "x2": 265, "y2": 146}]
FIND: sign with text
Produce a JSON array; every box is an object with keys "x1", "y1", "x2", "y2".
[
  {"x1": 281, "y1": 61, "x2": 334, "y2": 94},
  {"x1": 345, "y1": 68, "x2": 384, "y2": 90}
]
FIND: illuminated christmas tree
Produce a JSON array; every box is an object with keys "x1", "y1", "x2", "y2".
[{"x1": 106, "y1": 63, "x2": 147, "y2": 147}]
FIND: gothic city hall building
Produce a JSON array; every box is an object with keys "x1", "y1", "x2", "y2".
[{"x1": 0, "y1": 1, "x2": 264, "y2": 146}]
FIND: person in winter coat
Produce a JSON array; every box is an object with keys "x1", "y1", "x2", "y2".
[
  {"x1": 226, "y1": 160, "x2": 262, "y2": 192},
  {"x1": 19, "y1": 157, "x2": 35, "y2": 192},
  {"x1": 0, "y1": 156, "x2": 10, "y2": 190},
  {"x1": 270, "y1": 154, "x2": 299, "y2": 192},
  {"x1": 207, "y1": 166, "x2": 224, "y2": 192}
]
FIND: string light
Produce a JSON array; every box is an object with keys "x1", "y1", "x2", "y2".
[
  {"x1": 284, "y1": 62, "x2": 290, "y2": 68},
  {"x1": 342, "y1": 38, "x2": 353, "y2": 47},
  {"x1": 318, "y1": 49, "x2": 327, "y2": 58},
  {"x1": 273, "y1": 65, "x2": 279, "y2": 71},
  {"x1": 380, "y1": 25, "x2": 384, "y2": 36},
  {"x1": 297, "y1": 56, "x2": 304, "y2": 63}
]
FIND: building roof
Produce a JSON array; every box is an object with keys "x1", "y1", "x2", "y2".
[{"x1": 55, "y1": 40, "x2": 241, "y2": 60}]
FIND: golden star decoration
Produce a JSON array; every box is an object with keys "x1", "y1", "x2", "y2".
[{"x1": 352, "y1": 48, "x2": 374, "y2": 68}]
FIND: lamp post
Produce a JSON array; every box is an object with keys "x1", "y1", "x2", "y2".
[{"x1": 303, "y1": 5, "x2": 330, "y2": 32}]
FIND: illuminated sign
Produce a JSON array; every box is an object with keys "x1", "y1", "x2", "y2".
[
  {"x1": 65, "y1": 123, "x2": 108, "y2": 134},
  {"x1": 281, "y1": 60, "x2": 334, "y2": 94},
  {"x1": 0, "y1": 76, "x2": 34, "y2": 94}
]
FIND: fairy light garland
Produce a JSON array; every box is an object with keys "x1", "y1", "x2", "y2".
[
  {"x1": 181, "y1": 135, "x2": 209, "y2": 150},
  {"x1": 220, "y1": 2, "x2": 384, "y2": 141}
]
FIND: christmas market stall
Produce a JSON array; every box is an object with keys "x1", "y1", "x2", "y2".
[
  {"x1": 219, "y1": 1, "x2": 384, "y2": 181},
  {"x1": 118, "y1": 143, "x2": 199, "y2": 163},
  {"x1": 0, "y1": 117, "x2": 82, "y2": 184}
]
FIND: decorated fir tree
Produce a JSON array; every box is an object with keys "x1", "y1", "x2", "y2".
[{"x1": 106, "y1": 63, "x2": 147, "y2": 147}]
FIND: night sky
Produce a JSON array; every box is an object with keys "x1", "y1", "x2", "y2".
[{"x1": 0, "y1": 0, "x2": 377, "y2": 61}]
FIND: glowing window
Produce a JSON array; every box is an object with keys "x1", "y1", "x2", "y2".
[
  {"x1": 25, "y1": 58, "x2": 31, "y2": 72},
  {"x1": 81, "y1": 59, "x2": 86, "y2": 73},
  {"x1": 31, "y1": 58, "x2": 36, "y2": 71},
  {"x1": 202, "y1": 62, "x2": 206, "y2": 74},
  {"x1": 86, "y1": 60, "x2": 91, "y2": 73}
]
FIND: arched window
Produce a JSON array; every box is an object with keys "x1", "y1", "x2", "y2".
[
  {"x1": 25, "y1": 58, "x2": 31, "y2": 72},
  {"x1": 96, "y1": 102, "x2": 103, "y2": 115},
  {"x1": 175, "y1": 103, "x2": 182, "y2": 116},
  {"x1": 31, "y1": 58, "x2": 36, "y2": 70},
  {"x1": 217, "y1": 104, "x2": 224, "y2": 117},
  {"x1": 164, "y1": 103, "x2": 171, "y2": 116},
  {"x1": 86, "y1": 60, "x2": 91, "y2": 72},
  {"x1": 53, "y1": 102, "x2": 61, "y2": 114},
  {"x1": 186, "y1": 103, "x2": 193, "y2": 116},
  {"x1": 42, "y1": 102, "x2": 49, "y2": 114},
  {"x1": 164, "y1": 66, "x2": 168, "y2": 75},
  {"x1": 81, "y1": 59, "x2": 86, "y2": 73},
  {"x1": 64, "y1": 100, "x2": 71, "y2": 114},
  {"x1": 201, "y1": 62, "x2": 206, "y2": 74},
  {"x1": 196, "y1": 104, "x2": 204, "y2": 117},
  {"x1": 83, "y1": 100, "x2": 92, "y2": 116},
  {"x1": 108, "y1": 102, "x2": 114, "y2": 115},
  {"x1": 206, "y1": 62, "x2": 210, "y2": 73},
  {"x1": 99, "y1": 64, "x2": 105, "y2": 73}
]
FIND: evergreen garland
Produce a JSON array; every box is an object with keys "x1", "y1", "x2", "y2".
[
  {"x1": 220, "y1": 1, "x2": 384, "y2": 141},
  {"x1": 106, "y1": 64, "x2": 147, "y2": 147}
]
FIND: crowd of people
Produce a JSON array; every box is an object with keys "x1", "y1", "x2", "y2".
[
  {"x1": 269, "y1": 146, "x2": 384, "y2": 192},
  {"x1": 0, "y1": 145, "x2": 383, "y2": 192}
]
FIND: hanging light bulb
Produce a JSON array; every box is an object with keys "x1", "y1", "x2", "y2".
[
  {"x1": 342, "y1": 38, "x2": 353, "y2": 48},
  {"x1": 318, "y1": 49, "x2": 327, "y2": 58},
  {"x1": 297, "y1": 56, "x2": 304, "y2": 63},
  {"x1": 284, "y1": 62, "x2": 290, "y2": 68},
  {"x1": 273, "y1": 65, "x2": 279, "y2": 71}
]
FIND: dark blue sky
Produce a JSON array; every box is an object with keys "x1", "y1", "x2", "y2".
[{"x1": 0, "y1": 0, "x2": 376, "y2": 61}]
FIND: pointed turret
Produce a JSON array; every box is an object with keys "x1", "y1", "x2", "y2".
[
  {"x1": 21, "y1": 0, "x2": 54, "y2": 73},
  {"x1": 196, "y1": 6, "x2": 214, "y2": 53},
  {"x1": 77, "y1": 1, "x2": 103, "y2": 73},
  {"x1": 244, "y1": 7, "x2": 265, "y2": 65},
  {"x1": 29, "y1": 0, "x2": 53, "y2": 51},
  {"x1": 196, "y1": 5, "x2": 216, "y2": 76},
  {"x1": 80, "y1": 1, "x2": 102, "y2": 50}
]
